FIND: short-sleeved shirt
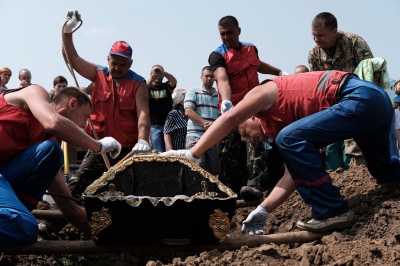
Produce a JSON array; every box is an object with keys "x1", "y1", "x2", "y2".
[
  {"x1": 184, "y1": 87, "x2": 219, "y2": 138},
  {"x1": 148, "y1": 82, "x2": 174, "y2": 125},
  {"x1": 209, "y1": 45, "x2": 260, "y2": 71},
  {"x1": 209, "y1": 42, "x2": 260, "y2": 106},
  {"x1": 308, "y1": 31, "x2": 373, "y2": 73}
]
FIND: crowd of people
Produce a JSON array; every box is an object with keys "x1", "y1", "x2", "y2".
[{"x1": 1, "y1": 10, "x2": 400, "y2": 248}]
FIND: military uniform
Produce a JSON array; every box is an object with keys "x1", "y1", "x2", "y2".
[
  {"x1": 246, "y1": 141, "x2": 284, "y2": 191},
  {"x1": 308, "y1": 30, "x2": 374, "y2": 168},
  {"x1": 308, "y1": 31, "x2": 373, "y2": 73}
]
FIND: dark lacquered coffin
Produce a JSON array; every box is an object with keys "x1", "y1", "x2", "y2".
[{"x1": 83, "y1": 153, "x2": 237, "y2": 245}]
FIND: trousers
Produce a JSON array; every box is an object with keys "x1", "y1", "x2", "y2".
[
  {"x1": 150, "y1": 124, "x2": 166, "y2": 152},
  {"x1": 276, "y1": 76, "x2": 400, "y2": 220},
  {"x1": 325, "y1": 140, "x2": 349, "y2": 170},
  {"x1": 0, "y1": 140, "x2": 63, "y2": 247},
  {"x1": 186, "y1": 136, "x2": 221, "y2": 176}
]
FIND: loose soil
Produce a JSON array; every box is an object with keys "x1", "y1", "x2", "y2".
[{"x1": 2, "y1": 164, "x2": 400, "y2": 265}]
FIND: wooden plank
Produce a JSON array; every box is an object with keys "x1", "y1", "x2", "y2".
[{"x1": 0, "y1": 231, "x2": 327, "y2": 255}]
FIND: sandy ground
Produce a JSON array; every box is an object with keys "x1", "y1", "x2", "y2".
[{"x1": 2, "y1": 164, "x2": 400, "y2": 265}]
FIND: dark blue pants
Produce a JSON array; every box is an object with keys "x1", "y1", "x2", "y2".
[
  {"x1": 275, "y1": 76, "x2": 400, "y2": 220},
  {"x1": 0, "y1": 140, "x2": 63, "y2": 247}
]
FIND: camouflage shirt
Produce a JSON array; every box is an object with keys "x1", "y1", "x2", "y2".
[{"x1": 308, "y1": 31, "x2": 373, "y2": 73}]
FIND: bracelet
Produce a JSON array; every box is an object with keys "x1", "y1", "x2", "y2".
[{"x1": 192, "y1": 153, "x2": 200, "y2": 159}]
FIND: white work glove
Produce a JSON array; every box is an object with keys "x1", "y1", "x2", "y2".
[
  {"x1": 160, "y1": 149, "x2": 198, "y2": 163},
  {"x1": 241, "y1": 205, "x2": 268, "y2": 235},
  {"x1": 220, "y1": 100, "x2": 233, "y2": 114},
  {"x1": 63, "y1": 10, "x2": 81, "y2": 33},
  {"x1": 132, "y1": 139, "x2": 150, "y2": 151},
  {"x1": 279, "y1": 70, "x2": 290, "y2": 76},
  {"x1": 96, "y1": 137, "x2": 122, "y2": 159}
]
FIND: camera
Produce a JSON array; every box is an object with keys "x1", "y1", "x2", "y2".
[{"x1": 154, "y1": 69, "x2": 160, "y2": 73}]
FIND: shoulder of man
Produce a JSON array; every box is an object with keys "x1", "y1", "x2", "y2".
[
  {"x1": 339, "y1": 30, "x2": 369, "y2": 46},
  {"x1": 185, "y1": 87, "x2": 201, "y2": 96},
  {"x1": 124, "y1": 69, "x2": 145, "y2": 83},
  {"x1": 209, "y1": 51, "x2": 226, "y2": 71},
  {"x1": 240, "y1": 41, "x2": 255, "y2": 47},
  {"x1": 339, "y1": 31, "x2": 373, "y2": 58},
  {"x1": 213, "y1": 43, "x2": 228, "y2": 55},
  {"x1": 339, "y1": 30, "x2": 363, "y2": 40}
]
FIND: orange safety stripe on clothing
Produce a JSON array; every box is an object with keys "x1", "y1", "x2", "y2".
[
  {"x1": 294, "y1": 174, "x2": 331, "y2": 186},
  {"x1": 17, "y1": 193, "x2": 39, "y2": 206}
]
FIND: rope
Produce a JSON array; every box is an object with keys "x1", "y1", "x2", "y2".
[
  {"x1": 61, "y1": 19, "x2": 82, "y2": 88},
  {"x1": 61, "y1": 16, "x2": 111, "y2": 170}
]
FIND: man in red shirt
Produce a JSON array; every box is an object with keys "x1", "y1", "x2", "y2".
[
  {"x1": 62, "y1": 11, "x2": 151, "y2": 198},
  {"x1": 163, "y1": 71, "x2": 400, "y2": 233},
  {"x1": 209, "y1": 15, "x2": 288, "y2": 200},
  {"x1": 0, "y1": 83, "x2": 121, "y2": 247}
]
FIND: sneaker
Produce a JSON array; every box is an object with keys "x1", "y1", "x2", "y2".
[
  {"x1": 296, "y1": 210, "x2": 355, "y2": 233},
  {"x1": 240, "y1": 186, "x2": 264, "y2": 201}
]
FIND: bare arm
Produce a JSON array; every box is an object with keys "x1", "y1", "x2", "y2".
[
  {"x1": 135, "y1": 82, "x2": 150, "y2": 141},
  {"x1": 257, "y1": 61, "x2": 281, "y2": 76},
  {"x1": 164, "y1": 134, "x2": 173, "y2": 150},
  {"x1": 214, "y1": 67, "x2": 232, "y2": 101},
  {"x1": 163, "y1": 70, "x2": 177, "y2": 88},
  {"x1": 185, "y1": 108, "x2": 207, "y2": 128},
  {"x1": 47, "y1": 171, "x2": 90, "y2": 235},
  {"x1": 146, "y1": 69, "x2": 177, "y2": 89},
  {"x1": 7, "y1": 85, "x2": 101, "y2": 152},
  {"x1": 62, "y1": 33, "x2": 99, "y2": 82},
  {"x1": 190, "y1": 82, "x2": 277, "y2": 156},
  {"x1": 260, "y1": 165, "x2": 296, "y2": 212}
]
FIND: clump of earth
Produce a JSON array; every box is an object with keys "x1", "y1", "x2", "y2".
[{"x1": 2, "y1": 164, "x2": 400, "y2": 265}]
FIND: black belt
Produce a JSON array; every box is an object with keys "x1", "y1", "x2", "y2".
[{"x1": 336, "y1": 74, "x2": 351, "y2": 102}]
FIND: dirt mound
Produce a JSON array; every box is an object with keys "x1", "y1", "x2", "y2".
[
  {"x1": 155, "y1": 164, "x2": 400, "y2": 265},
  {"x1": 3, "y1": 164, "x2": 400, "y2": 265}
]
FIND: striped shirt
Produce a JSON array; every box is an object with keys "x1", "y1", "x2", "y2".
[
  {"x1": 164, "y1": 107, "x2": 188, "y2": 149},
  {"x1": 184, "y1": 87, "x2": 219, "y2": 138}
]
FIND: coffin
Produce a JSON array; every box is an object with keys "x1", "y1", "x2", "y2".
[{"x1": 83, "y1": 153, "x2": 237, "y2": 245}]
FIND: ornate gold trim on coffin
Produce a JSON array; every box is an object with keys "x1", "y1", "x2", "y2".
[
  {"x1": 85, "y1": 154, "x2": 237, "y2": 200},
  {"x1": 84, "y1": 153, "x2": 237, "y2": 244}
]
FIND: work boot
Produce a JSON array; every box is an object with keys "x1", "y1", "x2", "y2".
[
  {"x1": 240, "y1": 185, "x2": 264, "y2": 201},
  {"x1": 296, "y1": 210, "x2": 355, "y2": 233}
]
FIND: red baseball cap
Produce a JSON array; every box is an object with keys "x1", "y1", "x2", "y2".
[{"x1": 109, "y1": 41, "x2": 132, "y2": 59}]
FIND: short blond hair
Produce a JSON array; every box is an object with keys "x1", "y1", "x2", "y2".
[{"x1": 52, "y1": 87, "x2": 92, "y2": 109}]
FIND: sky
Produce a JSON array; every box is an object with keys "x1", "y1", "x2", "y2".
[{"x1": 2, "y1": 1, "x2": 400, "y2": 92}]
